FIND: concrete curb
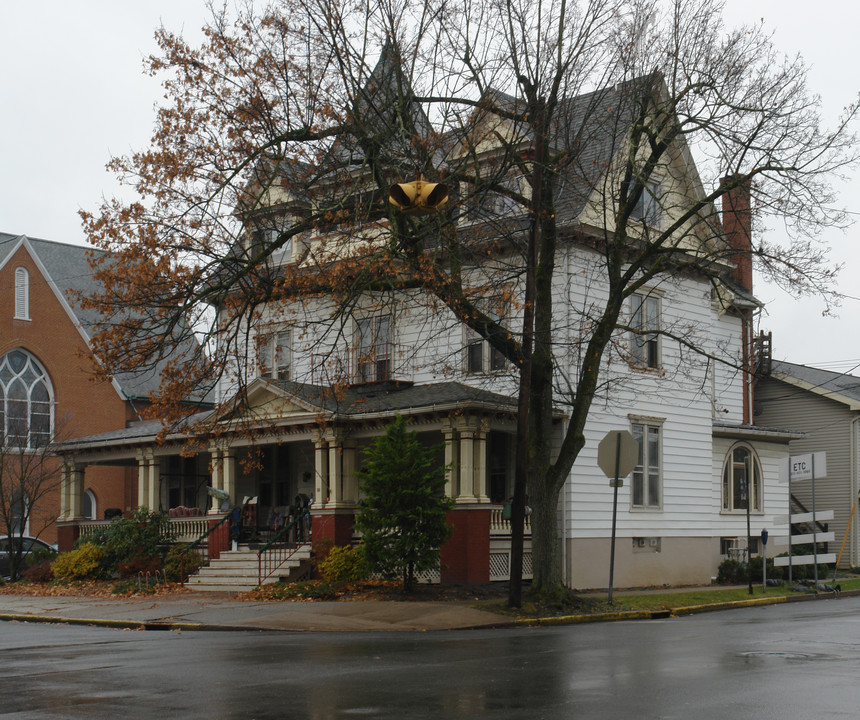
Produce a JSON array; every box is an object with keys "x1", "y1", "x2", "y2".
[
  {"x1": 504, "y1": 587, "x2": 859, "y2": 627},
  {"x1": 0, "y1": 612, "x2": 252, "y2": 633}
]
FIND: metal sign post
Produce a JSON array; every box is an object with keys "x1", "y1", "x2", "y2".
[
  {"x1": 597, "y1": 431, "x2": 638, "y2": 605},
  {"x1": 788, "y1": 461, "x2": 793, "y2": 585},
  {"x1": 761, "y1": 529, "x2": 769, "y2": 593},
  {"x1": 608, "y1": 439, "x2": 621, "y2": 605},
  {"x1": 812, "y1": 454, "x2": 818, "y2": 587},
  {"x1": 778, "y1": 452, "x2": 828, "y2": 585}
]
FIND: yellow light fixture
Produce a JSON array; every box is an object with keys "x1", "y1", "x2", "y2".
[{"x1": 388, "y1": 177, "x2": 449, "y2": 215}]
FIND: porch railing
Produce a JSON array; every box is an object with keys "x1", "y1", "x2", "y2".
[
  {"x1": 179, "y1": 510, "x2": 234, "y2": 585},
  {"x1": 257, "y1": 508, "x2": 311, "y2": 586},
  {"x1": 77, "y1": 516, "x2": 211, "y2": 544},
  {"x1": 489, "y1": 505, "x2": 531, "y2": 535}
]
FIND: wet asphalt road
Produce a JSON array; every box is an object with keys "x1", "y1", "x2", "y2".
[{"x1": 1, "y1": 596, "x2": 858, "y2": 719}]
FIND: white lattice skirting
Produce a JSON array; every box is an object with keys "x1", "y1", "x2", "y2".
[{"x1": 489, "y1": 549, "x2": 533, "y2": 581}]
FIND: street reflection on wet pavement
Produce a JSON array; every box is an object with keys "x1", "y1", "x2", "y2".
[{"x1": 1, "y1": 597, "x2": 858, "y2": 719}]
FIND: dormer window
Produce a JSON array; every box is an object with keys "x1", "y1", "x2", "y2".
[
  {"x1": 14, "y1": 267, "x2": 29, "y2": 320},
  {"x1": 267, "y1": 228, "x2": 293, "y2": 266},
  {"x1": 247, "y1": 214, "x2": 296, "y2": 267},
  {"x1": 629, "y1": 178, "x2": 661, "y2": 225},
  {"x1": 467, "y1": 173, "x2": 525, "y2": 222}
]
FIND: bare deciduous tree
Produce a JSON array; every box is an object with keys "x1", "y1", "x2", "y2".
[{"x1": 0, "y1": 441, "x2": 62, "y2": 580}]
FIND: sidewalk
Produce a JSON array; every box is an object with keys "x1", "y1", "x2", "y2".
[
  {"x1": 0, "y1": 584, "x2": 852, "y2": 633},
  {"x1": 0, "y1": 593, "x2": 508, "y2": 632}
]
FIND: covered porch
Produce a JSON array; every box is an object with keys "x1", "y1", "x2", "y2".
[{"x1": 55, "y1": 380, "x2": 535, "y2": 584}]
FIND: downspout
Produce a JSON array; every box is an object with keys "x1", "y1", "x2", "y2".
[{"x1": 851, "y1": 415, "x2": 860, "y2": 567}]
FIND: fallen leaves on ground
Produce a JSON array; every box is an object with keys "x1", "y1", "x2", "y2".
[{"x1": 0, "y1": 579, "x2": 195, "y2": 599}]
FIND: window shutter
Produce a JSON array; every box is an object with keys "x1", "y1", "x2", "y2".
[{"x1": 14, "y1": 267, "x2": 29, "y2": 319}]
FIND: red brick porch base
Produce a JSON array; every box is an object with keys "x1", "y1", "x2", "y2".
[
  {"x1": 55, "y1": 522, "x2": 80, "y2": 553},
  {"x1": 440, "y1": 507, "x2": 490, "y2": 585},
  {"x1": 312, "y1": 509, "x2": 355, "y2": 547}
]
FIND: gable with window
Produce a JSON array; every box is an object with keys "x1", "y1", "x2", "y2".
[
  {"x1": 722, "y1": 444, "x2": 762, "y2": 512},
  {"x1": 630, "y1": 292, "x2": 660, "y2": 368},
  {"x1": 0, "y1": 350, "x2": 53, "y2": 448},
  {"x1": 631, "y1": 419, "x2": 661, "y2": 509},
  {"x1": 355, "y1": 315, "x2": 391, "y2": 383},
  {"x1": 259, "y1": 328, "x2": 292, "y2": 381}
]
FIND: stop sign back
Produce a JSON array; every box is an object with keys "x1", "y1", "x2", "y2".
[{"x1": 597, "y1": 430, "x2": 639, "y2": 481}]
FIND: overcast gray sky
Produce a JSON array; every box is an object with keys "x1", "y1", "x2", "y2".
[{"x1": 1, "y1": 1, "x2": 857, "y2": 370}]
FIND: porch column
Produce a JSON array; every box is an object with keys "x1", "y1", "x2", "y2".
[
  {"x1": 341, "y1": 441, "x2": 358, "y2": 505},
  {"x1": 457, "y1": 421, "x2": 477, "y2": 503},
  {"x1": 312, "y1": 430, "x2": 354, "y2": 547},
  {"x1": 208, "y1": 444, "x2": 223, "y2": 514},
  {"x1": 57, "y1": 460, "x2": 84, "y2": 553},
  {"x1": 146, "y1": 452, "x2": 159, "y2": 512},
  {"x1": 313, "y1": 433, "x2": 329, "y2": 506},
  {"x1": 474, "y1": 421, "x2": 489, "y2": 503},
  {"x1": 327, "y1": 432, "x2": 344, "y2": 507},
  {"x1": 136, "y1": 450, "x2": 149, "y2": 510},
  {"x1": 443, "y1": 424, "x2": 457, "y2": 499},
  {"x1": 68, "y1": 464, "x2": 85, "y2": 519},
  {"x1": 222, "y1": 448, "x2": 237, "y2": 507},
  {"x1": 60, "y1": 461, "x2": 72, "y2": 520}
]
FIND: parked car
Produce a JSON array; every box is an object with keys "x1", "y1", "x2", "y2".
[{"x1": 0, "y1": 535, "x2": 56, "y2": 579}]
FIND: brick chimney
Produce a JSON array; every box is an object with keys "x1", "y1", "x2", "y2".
[
  {"x1": 721, "y1": 175, "x2": 755, "y2": 423},
  {"x1": 721, "y1": 175, "x2": 752, "y2": 293}
]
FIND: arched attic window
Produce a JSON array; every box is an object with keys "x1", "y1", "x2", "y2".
[{"x1": 0, "y1": 350, "x2": 54, "y2": 449}]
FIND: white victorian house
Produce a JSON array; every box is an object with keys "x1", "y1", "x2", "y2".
[{"x1": 56, "y1": 53, "x2": 796, "y2": 590}]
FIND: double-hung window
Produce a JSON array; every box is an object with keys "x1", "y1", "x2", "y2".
[
  {"x1": 259, "y1": 329, "x2": 292, "y2": 381},
  {"x1": 631, "y1": 421, "x2": 661, "y2": 509},
  {"x1": 355, "y1": 316, "x2": 391, "y2": 383},
  {"x1": 466, "y1": 331, "x2": 506, "y2": 374},
  {"x1": 465, "y1": 298, "x2": 507, "y2": 374},
  {"x1": 631, "y1": 292, "x2": 660, "y2": 368}
]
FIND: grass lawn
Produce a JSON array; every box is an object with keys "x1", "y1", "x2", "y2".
[
  {"x1": 613, "y1": 577, "x2": 860, "y2": 612},
  {"x1": 481, "y1": 577, "x2": 860, "y2": 619}
]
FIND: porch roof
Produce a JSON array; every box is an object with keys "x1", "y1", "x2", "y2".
[
  {"x1": 54, "y1": 380, "x2": 522, "y2": 455},
  {"x1": 712, "y1": 421, "x2": 804, "y2": 443},
  {"x1": 272, "y1": 379, "x2": 519, "y2": 416}
]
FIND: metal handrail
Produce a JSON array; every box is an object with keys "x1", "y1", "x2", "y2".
[
  {"x1": 179, "y1": 510, "x2": 233, "y2": 586},
  {"x1": 257, "y1": 508, "x2": 310, "y2": 586}
]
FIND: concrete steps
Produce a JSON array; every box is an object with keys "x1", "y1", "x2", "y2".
[{"x1": 186, "y1": 544, "x2": 312, "y2": 592}]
